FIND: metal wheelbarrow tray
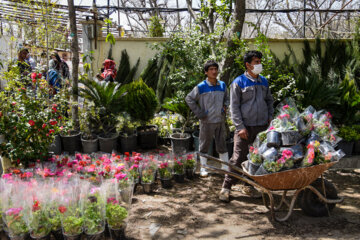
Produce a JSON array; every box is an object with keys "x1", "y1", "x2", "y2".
[{"x1": 198, "y1": 153, "x2": 344, "y2": 222}]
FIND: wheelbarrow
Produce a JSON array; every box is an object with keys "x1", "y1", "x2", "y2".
[{"x1": 198, "y1": 153, "x2": 344, "y2": 222}]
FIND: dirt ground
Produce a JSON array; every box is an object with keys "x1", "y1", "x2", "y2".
[{"x1": 126, "y1": 168, "x2": 360, "y2": 240}]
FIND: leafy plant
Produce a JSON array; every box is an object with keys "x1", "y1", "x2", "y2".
[
  {"x1": 29, "y1": 200, "x2": 51, "y2": 238},
  {"x1": 79, "y1": 79, "x2": 127, "y2": 136},
  {"x1": 338, "y1": 126, "x2": 360, "y2": 142},
  {"x1": 184, "y1": 154, "x2": 196, "y2": 169},
  {"x1": 162, "y1": 96, "x2": 191, "y2": 134},
  {"x1": 158, "y1": 162, "x2": 172, "y2": 179},
  {"x1": 4, "y1": 207, "x2": 28, "y2": 236},
  {"x1": 173, "y1": 158, "x2": 184, "y2": 175},
  {"x1": 115, "y1": 49, "x2": 140, "y2": 84},
  {"x1": 62, "y1": 215, "x2": 83, "y2": 236},
  {"x1": 141, "y1": 168, "x2": 155, "y2": 183},
  {"x1": 123, "y1": 79, "x2": 158, "y2": 125},
  {"x1": 83, "y1": 191, "x2": 105, "y2": 235},
  {"x1": 149, "y1": 15, "x2": 164, "y2": 37},
  {"x1": 106, "y1": 201, "x2": 128, "y2": 229}
]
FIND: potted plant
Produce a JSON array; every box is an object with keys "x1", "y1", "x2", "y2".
[
  {"x1": 0, "y1": 78, "x2": 64, "y2": 169},
  {"x1": 158, "y1": 161, "x2": 173, "y2": 188},
  {"x1": 141, "y1": 164, "x2": 156, "y2": 193},
  {"x1": 277, "y1": 149, "x2": 295, "y2": 170},
  {"x1": 59, "y1": 193, "x2": 83, "y2": 240},
  {"x1": 302, "y1": 141, "x2": 325, "y2": 167},
  {"x1": 123, "y1": 79, "x2": 158, "y2": 149},
  {"x1": 184, "y1": 154, "x2": 196, "y2": 179},
  {"x1": 173, "y1": 157, "x2": 185, "y2": 183},
  {"x1": 26, "y1": 199, "x2": 51, "y2": 240},
  {"x1": 247, "y1": 146, "x2": 262, "y2": 175},
  {"x1": 82, "y1": 186, "x2": 106, "y2": 240},
  {"x1": 49, "y1": 205, "x2": 63, "y2": 240},
  {"x1": 3, "y1": 206, "x2": 28, "y2": 239},
  {"x1": 106, "y1": 198, "x2": 128, "y2": 240},
  {"x1": 80, "y1": 79, "x2": 127, "y2": 153},
  {"x1": 337, "y1": 125, "x2": 358, "y2": 156},
  {"x1": 163, "y1": 96, "x2": 192, "y2": 155},
  {"x1": 118, "y1": 113, "x2": 138, "y2": 153},
  {"x1": 79, "y1": 106, "x2": 99, "y2": 154}
]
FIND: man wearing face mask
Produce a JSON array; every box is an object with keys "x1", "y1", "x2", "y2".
[{"x1": 219, "y1": 50, "x2": 274, "y2": 202}]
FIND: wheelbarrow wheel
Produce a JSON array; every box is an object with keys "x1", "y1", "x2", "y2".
[{"x1": 299, "y1": 178, "x2": 338, "y2": 217}]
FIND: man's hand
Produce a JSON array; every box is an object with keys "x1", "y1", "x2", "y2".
[{"x1": 238, "y1": 128, "x2": 249, "y2": 140}]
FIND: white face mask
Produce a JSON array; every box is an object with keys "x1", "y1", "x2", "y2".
[{"x1": 251, "y1": 63, "x2": 263, "y2": 75}]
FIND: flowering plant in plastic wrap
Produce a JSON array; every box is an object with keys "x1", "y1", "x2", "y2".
[
  {"x1": 141, "y1": 162, "x2": 156, "y2": 184},
  {"x1": 269, "y1": 113, "x2": 297, "y2": 132},
  {"x1": 82, "y1": 184, "x2": 106, "y2": 235},
  {"x1": 263, "y1": 160, "x2": 283, "y2": 173},
  {"x1": 28, "y1": 197, "x2": 51, "y2": 238},
  {"x1": 105, "y1": 181, "x2": 128, "y2": 230},
  {"x1": 173, "y1": 157, "x2": 184, "y2": 175},
  {"x1": 302, "y1": 141, "x2": 325, "y2": 167},
  {"x1": 277, "y1": 149, "x2": 294, "y2": 169},
  {"x1": 158, "y1": 162, "x2": 172, "y2": 179},
  {"x1": 184, "y1": 154, "x2": 196, "y2": 170},
  {"x1": 248, "y1": 146, "x2": 262, "y2": 164}
]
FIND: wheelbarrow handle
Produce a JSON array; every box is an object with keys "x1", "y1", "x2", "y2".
[{"x1": 198, "y1": 152, "x2": 247, "y2": 176}]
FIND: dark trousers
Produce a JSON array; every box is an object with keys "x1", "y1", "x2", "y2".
[{"x1": 222, "y1": 125, "x2": 267, "y2": 190}]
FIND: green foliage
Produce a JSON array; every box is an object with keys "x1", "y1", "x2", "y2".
[
  {"x1": 148, "y1": 15, "x2": 164, "y2": 37},
  {"x1": 105, "y1": 33, "x2": 116, "y2": 46},
  {"x1": 162, "y1": 96, "x2": 191, "y2": 131},
  {"x1": 150, "y1": 113, "x2": 180, "y2": 137},
  {"x1": 106, "y1": 203, "x2": 128, "y2": 229},
  {"x1": 123, "y1": 79, "x2": 158, "y2": 125},
  {"x1": 0, "y1": 69, "x2": 65, "y2": 166},
  {"x1": 141, "y1": 168, "x2": 155, "y2": 183},
  {"x1": 48, "y1": 207, "x2": 61, "y2": 231},
  {"x1": 338, "y1": 126, "x2": 360, "y2": 142},
  {"x1": 30, "y1": 207, "x2": 51, "y2": 237},
  {"x1": 79, "y1": 79, "x2": 127, "y2": 135},
  {"x1": 83, "y1": 194, "x2": 105, "y2": 235},
  {"x1": 4, "y1": 210, "x2": 28, "y2": 236},
  {"x1": 115, "y1": 50, "x2": 140, "y2": 84},
  {"x1": 62, "y1": 216, "x2": 83, "y2": 236},
  {"x1": 173, "y1": 158, "x2": 184, "y2": 175}
]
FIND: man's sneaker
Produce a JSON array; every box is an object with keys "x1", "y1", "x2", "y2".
[
  {"x1": 200, "y1": 168, "x2": 208, "y2": 177},
  {"x1": 219, "y1": 188, "x2": 230, "y2": 202},
  {"x1": 240, "y1": 185, "x2": 262, "y2": 198}
]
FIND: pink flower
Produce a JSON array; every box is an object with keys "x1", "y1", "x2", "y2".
[
  {"x1": 116, "y1": 165, "x2": 125, "y2": 171},
  {"x1": 115, "y1": 173, "x2": 127, "y2": 180},
  {"x1": 282, "y1": 149, "x2": 293, "y2": 159},
  {"x1": 6, "y1": 207, "x2": 23, "y2": 216},
  {"x1": 277, "y1": 156, "x2": 286, "y2": 164},
  {"x1": 278, "y1": 114, "x2": 290, "y2": 119},
  {"x1": 269, "y1": 126, "x2": 275, "y2": 130},
  {"x1": 90, "y1": 187, "x2": 100, "y2": 194},
  {"x1": 107, "y1": 197, "x2": 118, "y2": 204},
  {"x1": 75, "y1": 154, "x2": 83, "y2": 161},
  {"x1": 2, "y1": 173, "x2": 13, "y2": 179},
  {"x1": 159, "y1": 153, "x2": 165, "y2": 157},
  {"x1": 187, "y1": 154, "x2": 194, "y2": 160},
  {"x1": 326, "y1": 112, "x2": 332, "y2": 119},
  {"x1": 98, "y1": 171, "x2": 105, "y2": 176},
  {"x1": 249, "y1": 146, "x2": 254, "y2": 153},
  {"x1": 282, "y1": 104, "x2": 289, "y2": 110},
  {"x1": 160, "y1": 162, "x2": 168, "y2": 169}
]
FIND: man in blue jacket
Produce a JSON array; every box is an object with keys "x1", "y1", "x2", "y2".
[
  {"x1": 219, "y1": 51, "x2": 274, "y2": 201},
  {"x1": 186, "y1": 60, "x2": 229, "y2": 177}
]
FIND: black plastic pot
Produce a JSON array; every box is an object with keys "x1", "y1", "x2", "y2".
[
  {"x1": 266, "y1": 131, "x2": 281, "y2": 148},
  {"x1": 173, "y1": 173, "x2": 185, "y2": 183},
  {"x1": 49, "y1": 134, "x2": 62, "y2": 155},
  {"x1": 185, "y1": 168, "x2": 196, "y2": 179},
  {"x1": 336, "y1": 140, "x2": 354, "y2": 157},
  {"x1": 60, "y1": 131, "x2": 82, "y2": 154},
  {"x1": 170, "y1": 133, "x2": 191, "y2": 155},
  {"x1": 63, "y1": 233, "x2": 82, "y2": 240},
  {"x1": 51, "y1": 229, "x2": 64, "y2": 240},
  {"x1": 81, "y1": 134, "x2": 98, "y2": 153},
  {"x1": 281, "y1": 131, "x2": 302, "y2": 146},
  {"x1": 30, "y1": 233, "x2": 51, "y2": 240},
  {"x1": 98, "y1": 132, "x2": 119, "y2": 153},
  {"x1": 142, "y1": 183, "x2": 153, "y2": 193},
  {"x1": 85, "y1": 230, "x2": 104, "y2": 240},
  {"x1": 255, "y1": 164, "x2": 269, "y2": 175},
  {"x1": 160, "y1": 178, "x2": 173, "y2": 188},
  {"x1": 137, "y1": 125, "x2": 158, "y2": 149},
  {"x1": 262, "y1": 147, "x2": 278, "y2": 162},
  {"x1": 108, "y1": 225, "x2": 126, "y2": 240},
  {"x1": 119, "y1": 133, "x2": 137, "y2": 153},
  {"x1": 8, "y1": 234, "x2": 28, "y2": 240},
  {"x1": 248, "y1": 161, "x2": 260, "y2": 175},
  {"x1": 354, "y1": 140, "x2": 360, "y2": 155},
  {"x1": 306, "y1": 132, "x2": 322, "y2": 146}
]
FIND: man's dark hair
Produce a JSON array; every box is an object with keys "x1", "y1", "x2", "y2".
[
  {"x1": 204, "y1": 60, "x2": 219, "y2": 72},
  {"x1": 19, "y1": 48, "x2": 29, "y2": 54},
  {"x1": 243, "y1": 50, "x2": 262, "y2": 68}
]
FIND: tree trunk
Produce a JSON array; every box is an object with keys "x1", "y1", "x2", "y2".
[
  {"x1": 67, "y1": 0, "x2": 80, "y2": 131},
  {"x1": 221, "y1": 0, "x2": 246, "y2": 86}
]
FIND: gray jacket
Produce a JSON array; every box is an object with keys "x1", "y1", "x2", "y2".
[
  {"x1": 230, "y1": 72, "x2": 274, "y2": 130},
  {"x1": 185, "y1": 79, "x2": 229, "y2": 123}
]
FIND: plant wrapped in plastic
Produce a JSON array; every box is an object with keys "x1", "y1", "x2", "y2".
[
  {"x1": 302, "y1": 140, "x2": 325, "y2": 167},
  {"x1": 59, "y1": 181, "x2": 83, "y2": 237},
  {"x1": 277, "y1": 149, "x2": 294, "y2": 170},
  {"x1": 82, "y1": 184, "x2": 106, "y2": 235},
  {"x1": 173, "y1": 157, "x2": 184, "y2": 175},
  {"x1": 158, "y1": 162, "x2": 172, "y2": 180},
  {"x1": 263, "y1": 160, "x2": 284, "y2": 173},
  {"x1": 184, "y1": 153, "x2": 196, "y2": 171},
  {"x1": 1, "y1": 183, "x2": 29, "y2": 238}
]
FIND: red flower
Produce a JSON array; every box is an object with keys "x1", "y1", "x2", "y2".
[
  {"x1": 0, "y1": 111, "x2": 2, "y2": 117},
  {"x1": 52, "y1": 107, "x2": 57, "y2": 113},
  {"x1": 29, "y1": 120, "x2": 35, "y2": 126},
  {"x1": 11, "y1": 102, "x2": 16, "y2": 106},
  {"x1": 32, "y1": 200, "x2": 40, "y2": 212},
  {"x1": 49, "y1": 119, "x2": 57, "y2": 126},
  {"x1": 58, "y1": 206, "x2": 67, "y2": 213},
  {"x1": 42, "y1": 123, "x2": 47, "y2": 129},
  {"x1": 49, "y1": 129, "x2": 55, "y2": 134}
]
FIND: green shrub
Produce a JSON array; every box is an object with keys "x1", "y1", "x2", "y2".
[
  {"x1": 123, "y1": 79, "x2": 158, "y2": 125},
  {"x1": 338, "y1": 126, "x2": 360, "y2": 142}
]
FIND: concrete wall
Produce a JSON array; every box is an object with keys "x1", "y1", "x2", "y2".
[{"x1": 90, "y1": 37, "x2": 345, "y2": 79}]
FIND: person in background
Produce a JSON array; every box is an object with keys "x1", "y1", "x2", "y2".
[
  {"x1": 51, "y1": 52, "x2": 70, "y2": 80},
  {"x1": 219, "y1": 50, "x2": 274, "y2": 202},
  {"x1": 26, "y1": 50, "x2": 36, "y2": 70},
  {"x1": 47, "y1": 59, "x2": 62, "y2": 95},
  {"x1": 185, "y1": 60, "x2": 230, "y2": 177},
  {"x1": 96, "y1": 59, "x2": 117, "y2": 82}
]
